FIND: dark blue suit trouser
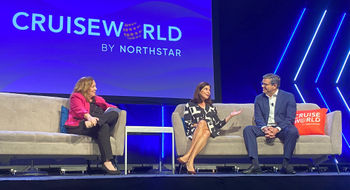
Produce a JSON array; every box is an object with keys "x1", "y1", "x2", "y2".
[{"x1": 243, "y1": 125, "x2": 299, "y2": 160}]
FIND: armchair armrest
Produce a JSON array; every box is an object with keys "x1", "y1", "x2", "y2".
[
  {"x1": 111, "y1": 110, "x2": 127, "y2": 156},
  {"x1": 325, "y1": 110, "x2": 342, "y2": 155},
  {"x1": 172, "y1": 112, "x2": 190, "y2": 156}
]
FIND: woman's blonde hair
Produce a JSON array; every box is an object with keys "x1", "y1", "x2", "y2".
[{"x1": 72, "y1": 76, "x2": 95, "y2": 100}]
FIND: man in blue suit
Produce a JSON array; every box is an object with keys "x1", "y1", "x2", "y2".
[{"x1": 242, "y1": 73, "x2": 299, "y2": 174}]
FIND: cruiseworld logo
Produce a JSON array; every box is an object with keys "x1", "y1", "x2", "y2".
[{"x1": 12, "y1": 11, "x2": 183, "y2": 56}]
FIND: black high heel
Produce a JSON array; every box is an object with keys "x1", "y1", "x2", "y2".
[
  {"x1": 102, "y1": 163, "x2": 121, "y2": 175},
  {"x1": 178, "y1": 163, "x2": 184, "y2": 174},
  {"x1": 177, "y1": 157, "x2": 187, "y2": 174},
  {"x1": 186, "y1": 164, "x2": 196, "y2": 175},
  {"x1": 187, "y1": 169, "x2": 196, "y2": 175}
]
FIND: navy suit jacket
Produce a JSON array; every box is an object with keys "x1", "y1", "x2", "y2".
[{"x1": 254, "y1": 89, "x2": 296, "y2": 130}]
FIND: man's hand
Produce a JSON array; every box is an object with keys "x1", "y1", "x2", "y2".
[
  {"x1": 263, "y1": 127, "x2": 272, "y2": 138},
  {"x1": 263, "y1": 126, "x2": 279, "y2": 138}
]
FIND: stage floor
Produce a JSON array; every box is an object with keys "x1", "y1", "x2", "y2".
[{"x1": 1, "y1": 172, "x2": 350, "y2": 190}]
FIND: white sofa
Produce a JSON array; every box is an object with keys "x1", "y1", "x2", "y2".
[
  {"x1": 0, "y1": 92, "x2": 126, "y2": 163},
  {"x1": 172, "y1": 103, "x2": 342, "y2": 166}
]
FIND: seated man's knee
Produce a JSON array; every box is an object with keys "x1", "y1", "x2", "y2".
[
  {"x1": 289, "y1": 126, "x2": 299, "y2": 137},
  {"x1": 243, "y1": 126, "x2": 253, "y2": 134},
  {"x1": 284, "y1": 126, "x2": 299, "y2": 139}
]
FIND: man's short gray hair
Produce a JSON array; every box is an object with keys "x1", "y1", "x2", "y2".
[{"x1": 263, "y1": 73, "x2": 280, "y2": 88}]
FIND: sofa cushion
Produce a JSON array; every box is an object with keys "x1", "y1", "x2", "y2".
[
  {"x1": 211, "y1": 135, "x2": 243, "y2": 143},
  {"x1": 0, "y1": 131, "x2": 94, "y2": 143},
  {"x1": 297, "y1": 135, "x2": 330, "y2": 143},
  {"x1": 256, "y1": 135, "x2": 330, "y2": 143}
]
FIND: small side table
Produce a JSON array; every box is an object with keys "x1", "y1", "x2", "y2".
[{"x1": 124, "y1": 126, "x2": 175, "y2": 175}]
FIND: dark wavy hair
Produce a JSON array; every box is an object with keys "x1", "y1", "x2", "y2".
[{"x1": 192, "y1": 82, "x2": 212, "y2": 104}]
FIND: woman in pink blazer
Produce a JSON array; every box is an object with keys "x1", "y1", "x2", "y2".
[{"x1": 64, "y1": 76, "x2": 120, "y2": 175}]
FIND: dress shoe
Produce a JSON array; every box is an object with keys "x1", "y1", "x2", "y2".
[
  {"x1": 102, "y1": 163, "x2": 121, "y2": 175},
  {"x1": 280, "y1": 166, "x2": 296, "y2": 174},
  {"x1": 187, "y1": 170, "x2": 196, "y2": 175},
  {"x1": 242, "y1": 165, "x2": 262, "y2": 174},
  {"x1": 186, "y1": 164, "x2": 196, "y2": 175},
  {"x1": 186, "y1": 166, "x2": 196, "y2": 175},
  {"x1": 177, "y1": 158, "x2": 187, "y2": 174},
  {"x1": 178, "y1": 163, "x2": 186, "y2": 174}
]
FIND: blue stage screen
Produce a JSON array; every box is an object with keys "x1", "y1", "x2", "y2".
[{"x1": 0, "y1": 0, "x2": 214, "y2": 99}]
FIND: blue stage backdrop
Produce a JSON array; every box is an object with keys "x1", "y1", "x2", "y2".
[
  {"x1": 1, "y1": 0, "x2": 350, "y2": 165},
  {"x1": 219, "y1": 0, "x2": 350, "y2": 161},
  {"x1": 0, "y1": 0, "x2": 214, "y2": 99}
]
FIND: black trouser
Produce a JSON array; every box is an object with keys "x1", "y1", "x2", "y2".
[{"x1": 66, "y1": 111, "x2": 119, "y2": 162}]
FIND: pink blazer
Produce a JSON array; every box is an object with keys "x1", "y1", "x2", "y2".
[{"x1": 64, "y1": 92, "x2": 117, "y2": 127}]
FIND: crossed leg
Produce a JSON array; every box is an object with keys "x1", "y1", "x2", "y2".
[{"x1": 178, "y1": 120, "x2": 211, "y2": 172}]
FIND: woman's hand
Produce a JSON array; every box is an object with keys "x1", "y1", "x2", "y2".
[
  {"x1": 225, "y1": 109, "x2": 242, "y2": 123},
  {"x1": 230, "y1": 110, "x2": 242, "y2": 116},
  {"x1": 89, "y1": 116, "x2": 99, "y2": 126},
  {"x1": 84, "y1": 113, "x2": 99, "y2": 126}
]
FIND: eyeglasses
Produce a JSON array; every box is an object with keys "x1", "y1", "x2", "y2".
[{"x1": 261, "y1": 82, "x2": 272, "y2": 86}]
